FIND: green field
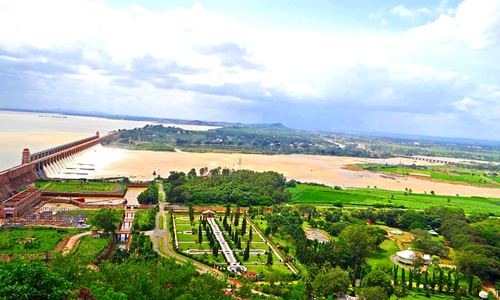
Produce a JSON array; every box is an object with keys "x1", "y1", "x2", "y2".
[
  {"x1": 73, "y1": 235, "x2": 110, "y2": 257},
  {"x1": 358, "y1": 164, "x2": 500, "y2": 188},
  {"x1": 366, "y1": 239, "x2": 399, "y2": 269},
  {"x1": 35, "y1": 180, "x2": 125, "y2": 194},
  {"x1": 0, "y1": 227, "x2": 78, "y2": 254},
  {"x1": 288, "y1": 184, "x2": 500, "y2": 215}
]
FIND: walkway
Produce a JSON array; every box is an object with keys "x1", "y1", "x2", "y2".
[
  {"x1": 149, "y1": 182, "x2": 219, "y2": 275},
  {"x1": 62, "y1": 231, "x2": 92, "y2": 254},
  {"x1": 207, "y1": 216, "x2": 238, "y2": 265}
]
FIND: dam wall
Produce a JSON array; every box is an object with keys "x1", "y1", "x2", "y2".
[{"x1": 0, "y1": 132, "x2": 111, "y2": 202}]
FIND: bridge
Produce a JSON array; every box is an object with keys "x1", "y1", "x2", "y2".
[{"x1": 0, "y1": 132, "x2": 111, "y2": 201}]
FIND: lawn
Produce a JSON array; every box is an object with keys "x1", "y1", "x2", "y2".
[
  {"x1": 73, "y1": 235, "x2": 110, "y2": 257},
  {"x1": 244, "y1": 264, "x2": 291, "y2": 274},
  {"x1": 366, "y1": 239, "x2": 399, "y2": 269},
  {"x1": 35, "y1": 180, "x2": 125, "y2": 194},
  {"x1": 288, "y1": 184, "x2": 500, "y2": 215},
  {"x1": 159, "y1": 215, "x2": 164, "y2": 230},
  {"x1": 0, "y1": 227, "x2": 78, "y2": 254},
  {"x1": 391, "y1": 291, "x2": 478, "y2": 299}
]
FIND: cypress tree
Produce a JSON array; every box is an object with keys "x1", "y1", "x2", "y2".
[
  {"x1": 241, "y1": 217, "x2": 247, "y2": 236},
  {"x1": 234, "y1": 206, "x2": 240, "y2": 227},
  {"x1": 266, "y1": 247, "x2": 273, "y2": 267},
  {"x1": 213, "y1": 243, "x2": 218, "y2": 258},
  {"x1": 244, "y1": 241, "x2": 250, "y2": 261},
  {"x1": 402, "y1": 268, "x2": 406, "y2": 287},
  {"x1": 424, "y1": 271, "x2": 428, "y2": 290},
  {"x1": 225, "y1": 203, "x2": 231, "y2": 217},
  {"x1": 237, "y1": 237, "x2": 242, "y2": 249},
  {"x1": 439, "y1": 269, "x2": 444, "y2": 292},
  {"x1": 228, "y1": 225, "x2": 232, "y2": 236},
  {"x1": 454, "y1": 271, "x2": 460, "y2": 295},
  {"x1": 198, "y1": 223, "x2": 202, "y2": 244},
  {"x1": 409, "y1": 269, "x2": 413, "y2": 289},
  {"x1": 394, "y1": 265, "x2": 399, "y2": 286},
  {"x1": 249, "y1": 227, "x2": 253, "y2": 245}
]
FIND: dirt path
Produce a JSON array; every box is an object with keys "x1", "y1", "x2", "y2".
[{"x1": 62, "y1": 231, "x2": 92, "y2": 254}]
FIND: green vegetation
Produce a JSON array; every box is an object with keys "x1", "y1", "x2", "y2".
[
  {"x1": 112, "y1": 124, "x2": 375, "y2": 157},
  {"x1": 359, "y1": 163, "x2": 500, "y2": 188},
  {"x1": 137, "y1": 182, "x2": 159, "y2": 205},
  {"x1": 0, "y1": 227, "x2": 78, "y2": 254},
  {"x1": 35, "y1": 180, "x2": 125, "y2": 194},
  {"x1": 73, "y1": 235, "x2": 110, "y2": 258},
  {"x1": 133, "y1": 206, "x2": 158, "y2": 231},
  {"x1": 165, "y1": 169, "x2": 290, "y2": 206},
  {"x1": 288, "y1": 183, "x2": 500, "y2": 215},
  {"x1": 88, "y1": 209, "x2": 123, "y2": 234},
  {"x1": 0, "y1": 232, "x2": 253, "y2": 300},
  {"x1": 159, "y1": 215, "x2": 164, "y2": 230}
]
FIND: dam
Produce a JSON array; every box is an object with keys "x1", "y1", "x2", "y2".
[{"x1": 0, "y1": 132, "x2": 111, "y2": 201}]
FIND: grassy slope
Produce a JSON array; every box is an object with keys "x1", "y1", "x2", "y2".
[
  {"x1": 0, "y1": 227, "x2": 78, "y2": 254},
  {"x1": 287, "y1": 184, "x2": 500, "y2": 215},
  {"x1": 73, "y1": 235, "x2": 109, "y2": 257}
]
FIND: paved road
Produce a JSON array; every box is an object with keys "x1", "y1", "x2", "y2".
[{"x1": 148, "y1": 182, "x2": 218, "y2": 275}]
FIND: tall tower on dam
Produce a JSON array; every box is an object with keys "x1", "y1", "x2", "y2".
[
  {"x1": 22, "y1": 148, "x2": 30, "y2": 165},
  {"x1": 0, "y1": 132, "x2": 109, "y2": 202}
]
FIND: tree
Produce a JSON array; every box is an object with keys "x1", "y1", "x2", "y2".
[
  {"x1": 394, "y1": 286, "x2": 408, "y2": 299},
  {"x1": 361, "y1": 269, "x2": 394, "y2": 296},
  {"x1": 358, "y1": 286, "x2": 389, "y2": 300},
  {"x1": 187, "y1": 168, "x2": 197, "y2": 179},
  {"x1": 0, "y1": 260, "x2": 71, "y2": 300},
  {"x1": 225, "y1": 203, "x2": 231, "y2": 217},
  {"x1": 212, "y1": 244, "x2": 218, "y2": 258},
  {"x1": 312, "y1": 267, "x2": 350, "y2": 297},
  {"x1": 248, "y1": 227, "x2": 253, "y2": 245},
  {"x1": 339, "y1": 225, "x2": 376, "y2": 266},
  {"x1": 188, "y1": 204, "x2": 195, "y2": 225},
  {"x1": 241, "y1": 217, "x2": 247, "y2": 236},
  {"x1": 89, "y1": 209, "x2": 120, "y2": 234},
  {"x1": 264, "y1": 227, "x2": 271, "y2": 237},
  {"x1": 266, "y1": 247, "x2": 273, "y2": 268},
  {"x1": 244, "y1": 241, "x2": 250, "y2": 261},
  {"x1": 198, "y1": 223, "x2": 202, "y2": 244}
]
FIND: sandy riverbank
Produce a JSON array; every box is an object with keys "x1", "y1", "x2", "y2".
[{"x1": 91, "y1": 148, "x2": 500, "y2": 198}]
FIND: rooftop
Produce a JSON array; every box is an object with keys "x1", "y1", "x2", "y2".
[{"x1": 3, "y1": 189, "x2": 40, "y2": 205}]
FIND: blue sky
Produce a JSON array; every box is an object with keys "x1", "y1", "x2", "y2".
[{"x1": 0, "y1": 0, "x2": 499, "y2": 139}]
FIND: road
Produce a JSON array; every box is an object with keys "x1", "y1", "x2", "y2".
[
  {"x1": 148, "y1": 182, "x2": 218, "y2": 275},
  {"x1": 62, "y1": 231, "x2": 92, "y2": 254}
]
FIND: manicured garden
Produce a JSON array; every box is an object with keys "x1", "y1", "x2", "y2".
[{"x1": 35, "y1": 180, "x2": 126, "y2": 194}]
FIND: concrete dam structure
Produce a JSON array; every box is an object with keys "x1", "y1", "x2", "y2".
[{"x1": 0, "y1": 132, "x2": 109, "y2": 201}]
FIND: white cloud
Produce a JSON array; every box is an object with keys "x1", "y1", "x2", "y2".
[
  {"x1": 454, "y1": 97, "x2": 482, "y2": 112},
  {"x1": 391, "y1": 5, "x2": 431, "y2": 21},
  {"x1": 381, "y1": 19, "x2": 387, "y2": 26},
  {"x1": 410, "y1": 0, "x2": 500, "y2": 49}
]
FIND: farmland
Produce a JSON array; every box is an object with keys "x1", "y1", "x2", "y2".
[
  {"x1": 357, "y1": 163, "x2": 500, "y2": 188},
  {"x1": 288, "y1": 184, "x2": 500, "y2": 215}
]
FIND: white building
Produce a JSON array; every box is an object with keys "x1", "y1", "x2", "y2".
[{"x1": 396, "y1": 248, "x2": 431, "y2": 265}]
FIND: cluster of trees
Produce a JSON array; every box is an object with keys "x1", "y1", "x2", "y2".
[
  {"x1": 114, "y1": 124, "x2": 376, "y2": 157},
  {"x1": 132, "y1": 207, "x2": 158, "y2": 231},
  {"x1": 0, "y1": 231, "x2": 260, "y2": 300},
  {"x1": 137, "y1": 182, "x2": 159, "y2": 205},
  {"x1": 165, "y1": 169, "x2": 290, "y2": 206}
]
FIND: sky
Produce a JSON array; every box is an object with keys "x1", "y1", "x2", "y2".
[{"x1": 0, "y1": 0, "x2": 500, "y2": 139}]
